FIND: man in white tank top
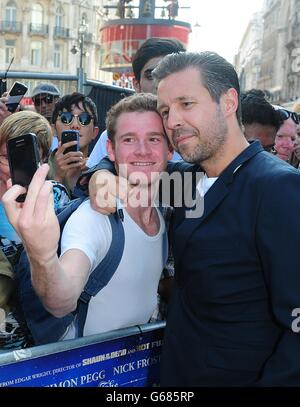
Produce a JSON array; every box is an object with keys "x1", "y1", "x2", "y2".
[{"x1": 3, "y1": 93, "x2": 172, "y2": 338}]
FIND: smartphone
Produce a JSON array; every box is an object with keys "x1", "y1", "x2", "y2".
[
  {"x1": 61, "y1": 130, "x2": 80, "y2": 154},
  {"x1": 7, "y1": 133, "x2": 40, "y2": 202},
  {"x1": 6, "y1": 81, "x2": 28, "y2": 113}
]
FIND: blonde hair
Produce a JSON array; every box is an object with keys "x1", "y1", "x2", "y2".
[
  {"x1": 0, "y1": 111, "x2": 52, "y2": 162},
  {"x1": 293, "y1": 101, "x2": 300, "y2": 114}
]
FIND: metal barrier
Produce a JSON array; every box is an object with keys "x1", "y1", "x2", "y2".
[
  {"x1": 0, "y1": 321, "x2": 165, "y2": 387},
  {"x1": 0, "y1": 72, "x2": 134, "y2": 152},
  {"x1": 84, "y1": 80, "x2": 134, "y2": 151},
  {"x1": 85, "y1": 80, "x2": 134, "y2": 134}
]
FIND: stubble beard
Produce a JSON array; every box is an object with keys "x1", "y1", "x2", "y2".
[{"x1": 175, "y1": 105, "x2": 228, "y2": 165}]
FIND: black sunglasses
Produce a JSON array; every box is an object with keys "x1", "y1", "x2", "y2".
[
  {"x1": 143, "y1": 68, "x2": 154, "y2": 80},
  {"x1": 278, "y1": 108, "x2": 300, "y2": 125},
  {"x1": 33, "y1": 94, "x2": 56, "y2": 106},
  {"x1": 59, "y1": 111, "x2": 93, "y2": 126}
]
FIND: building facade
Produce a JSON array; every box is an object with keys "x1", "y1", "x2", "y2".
[
  {"x1": 0, "y1": 0, "x2": 111, "y2": 95},
  {"x1": 257, "y1": 0, "x2": 290, "y2": 103},
  {"x1": 284, "y1": 0, "x2": 300, "y2": 103},
  {"x1": 236, "y1": 0, "x2": 300, "y2": 105},
  {"x1": 235, "y1": 12, "x2": 263, "y2": 92}
]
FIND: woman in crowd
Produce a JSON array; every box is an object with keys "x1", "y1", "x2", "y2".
[
  {"x1": 289, "y1": 101, "x2": 300, "y2": 169},
  {"x1": 0, "y1": 111, "x2": 71, "y2": 351}
]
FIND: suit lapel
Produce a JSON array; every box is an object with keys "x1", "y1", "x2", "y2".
[
  {"x1": 172, "y1": 141, "x2": 263, "y2": 263},
  {"x1": 173, "y1": 179, "x2": 229, "y2": 262}
]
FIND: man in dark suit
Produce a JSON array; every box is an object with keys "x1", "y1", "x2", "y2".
[
  {"x1": 84, "y1": 51, "x2": 300, "y2": 386},
  {"x1": 151, "y1": 51, "x2": 300, "y2": 386}
]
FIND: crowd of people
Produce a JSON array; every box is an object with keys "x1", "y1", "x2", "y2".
[{"x1": 1, "y1": 38, "x2": 300, "y2": 386}]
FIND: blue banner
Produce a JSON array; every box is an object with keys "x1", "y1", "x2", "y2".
[{"x1": 0, "y1": 325, "x2": 164, "y2": 387}]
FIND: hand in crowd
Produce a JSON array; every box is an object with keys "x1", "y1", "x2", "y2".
[
  {"x1": 53, "y1": 141, "x2": 87, "y2": 190},
  {"x1": 54, "y1": 141, "x2": 85, "y2": 177},
  {"x1": 2, "y1": 164, "x2": 60, "y2": 266},
  {"x1": 0, "y1": 92, "x2": 11, "y2": 126},
  {"x1": 89, "y1": 170, "x2": 131, "y2": 215}
]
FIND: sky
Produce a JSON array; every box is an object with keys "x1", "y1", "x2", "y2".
[{"x1": 184, "y1": 0, "x2": 264, "y2": 63}]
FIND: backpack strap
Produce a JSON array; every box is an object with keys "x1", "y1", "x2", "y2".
[
  {"x1": 75, "y1": 211, "x2": 125, "y2": 337},
  {"x1": 56, "y1": 197, "x2": 87, "y2": 256},
  {"x1": 16, "y1": 198, "x2": 124, "y2": 344}
]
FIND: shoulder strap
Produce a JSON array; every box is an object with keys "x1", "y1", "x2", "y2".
[
  {"x1": 76, "y1": 211, "x2": 125, "y2": 337},
  {"x1": 56, "y1": 197, "x2": 87, "y2": 256}
]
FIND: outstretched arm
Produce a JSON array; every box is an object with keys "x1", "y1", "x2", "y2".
[
  {"x1": 81, "y1": 157, "x2": 197, "y2": 214},
  {"x1": 2, "y1": 164, "x2": 89, "y2": 317}
]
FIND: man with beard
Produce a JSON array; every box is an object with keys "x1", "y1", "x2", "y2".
[
  {"x1": 84, "y1": 51, "x2": 300, "y2": 386},
  {"x1": 31, "y1": 83, "x2": 61, "y2": 150}
]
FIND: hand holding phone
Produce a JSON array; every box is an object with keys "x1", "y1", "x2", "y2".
[
  {"x1": 61, "y1": 130, "x2": 80, "y2": 154},
  {"x1": 6, "y1": 82, "x2": 28, "y2": 113},
  {"x1": 7, "y1": 133, "x2": 40, "y2": 202}
]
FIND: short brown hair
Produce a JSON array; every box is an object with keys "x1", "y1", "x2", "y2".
[
  {"x1": 0, "y1": 111, "x2": 52, "y2": 162},
  {"x1": 152, "y1": 51, "x2": 242, "y2": 125},
  {"x1": 293, "y1": 101, "x2": 300, "y2": 115},
  {"x1": 132, "y1": 38, "x2": 185, "y2": 82},
  {"x1": 106, "y1": 93, "x2": 160, "y2": 144}
]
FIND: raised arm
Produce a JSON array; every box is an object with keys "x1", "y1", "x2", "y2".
[
  {"x1": 48, "y1": 142, "x2": 86, "y2": 193},
  {"x1": 78, "y1": 157, "x2": 197, "y2": 214},
  {"x1": 82, "y1": 156, "x2": 196, "y2": 180},
  {"x1": 2, "y1": 164, "x2": 89, "y2": 317}
]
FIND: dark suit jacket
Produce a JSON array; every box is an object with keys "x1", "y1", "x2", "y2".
[{"x1": 161, "y1": 141, "x2": 300, "y2": 386}]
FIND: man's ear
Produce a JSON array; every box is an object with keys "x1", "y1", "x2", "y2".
[
  {"x1": 92, "y1": 126, "x2": 99, "y2": 140},
  {"x1": 106, "y1": 138, "x2": 115, "y2": 162},
  {"x1": 133, "y1": 77, "x2": 141, "y2": 93},
  {"x1": 221, "y1": 88, "x2": 239, "y2": 118}
]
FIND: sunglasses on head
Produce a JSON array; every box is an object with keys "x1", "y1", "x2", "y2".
[
  {"x1": 278, "y1": 108, "x2": 300, "y2": 125},
  {"x1": 58, "y1": 111, "x2": 93, "y2": 126},
  {"x1": 33, "y1": 94, "x2": 56, "y2": 106}
]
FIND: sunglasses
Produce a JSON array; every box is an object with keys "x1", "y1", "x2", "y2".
[
  {"x1": 278, "y1": 108, "x2": 300, "y2": 125},
  {"x1": 33, "y1": 94, "x2": 56, "y2": 106},
  {"x1": 0, "y1": 154, "x2": 9, "y2": 166},
  {"x1": 33, "y1": 94, "x2": 57, "y2": 106},
  {"x1": 58, "y1": 111, "x2": 93, "y2": 126},
  {"x1": 143, "y1": 68, "x2": 154, "y2": 80}
]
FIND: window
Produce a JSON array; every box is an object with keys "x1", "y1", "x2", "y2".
[
  {"x1": 5, "y1": 39, "x2": 15, "y2": 64},
  {"x1": 31, "y1": 3, "x2": 43, "y2": 25},
  {"x1": 55, "y1": 6, "x2": 64, "y2": 28},
  {"x1": 31, "y1": 41, "x2": 42, "y2": 66},
  {"x1": 81, "y1": 13, "x2": 88, "y2": 25},
  {"x1": 54, "y1": 44, "x2": 61, "y2": 69},
  {"x1": 5, "y1": 0, "x2": 17, "y2": 22}
]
